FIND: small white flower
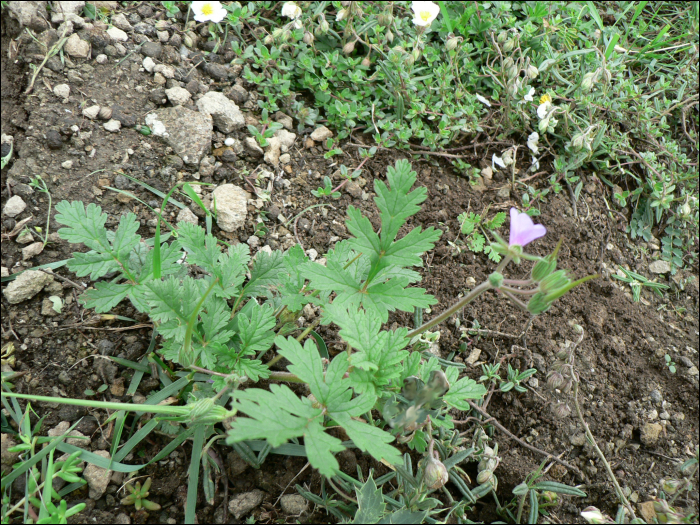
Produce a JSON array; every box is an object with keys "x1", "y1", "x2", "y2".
[
  {"x1": 530, "y1": 156, "x2": 540, "y2": 171},
  {"x1": 492, "y1": 153, "x2": 506, "y2": 170},
  {"x1": 523, "y1": 87, "x2": 535, "y2": 102},
  {"x1": 476, "y1": 94, "x2": 491, "y2": 107},
  {"x1": 191, "y1": 1, "x2": 227, "y2": 23},
  {"x1": 281, "y1": 2, "x2": 302, "y2": 20},
  {"x1": 411, "y1": 1, "x2": 440, "y2": 27},
  {"x1": 537, "y1": 100, "x2": 551, "y2": 119},
  {"x1": 527, "y1": 132, "x2": 539, "y2": 154}
]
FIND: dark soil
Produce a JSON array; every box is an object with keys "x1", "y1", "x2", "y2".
[{"x1": 1, "y1": 3, "x2": 698, "y2": 524}]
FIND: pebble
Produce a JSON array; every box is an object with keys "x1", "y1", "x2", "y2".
[
  {"x1": 247, "y1": 236, "x2": 260, "y2": 249},
  {"x1": 141, "y1": 41, "x2": 163, "y2": 58},
  {"x1": 22, "y1": 242, "x2": 44, "y2": 260},
  {"x1": 83, "y1": 450, "x2": 112, "y2": 499},
  {"x1": 176, "y1": 207, "x2": 199, "y2": 225},
  {"x1": 62, "y1": 160, "x2": 74, "y2": 169},
  {"x1": 83, "y1": 105, "x2": 101, "y2": 119},
  {"x1": 310, "y1": 125, "x2": 333, "y2": 141},
  {"x1": 106, "y1": 26, "x2": 128, "y2": 42},
  {"x1": 157, "y1": 30, "x2": 170, "y2": 43},
  {"x1": 48, "y1": 421, "x2": 90, "y2": 447},
  {"x1": 111, "y1": 12, "x2": 132, "y2": 31},
  {"x1": 280, "y1": 494, "x2": 308, "y2": 515},
  {"x1": 640, "y1": 422, "x2": 662, "y2": 446},
  {"x1": 229, "y1": 490, "x2": 264, "y2": 520},
  {"x1": 211, "y1": 184, "x2": 248, "y2": 231},
  {"x1": 95, "y1": 54, "x2": 108, "y2": 64},
  {"x1": 143, "y1": 56, "x2": 155, "y2": 73},
  {"x1": 649, "y1": 260, "x2": 671, "y2": 274},
  {"x1": 154, "y1": 64, "x2": 176, "y2": 78},
  {"x1": 64, "y1": 33, "x2": 90, "y2": 58},
  {"x1": 306, "y1": 248, "x2": 318, "y2": 261},
  {"x1": 165, "y1": 86, "x2": 191, "y2": 106},
  {"x1": 46, "y1": 129, "x2": 63, "y2": 149},
  {"x1": 650, "y1": 389, "x2": 663, "y2": 405},
  {"x1": 16, "y1": 230, "x2": 34, "y2": 244},
  {"x1": 2, "y1": 270, "x2": 53, "y2": 304},
  {"x1": 53, "y1": 83, "x2": 70, "y2": 99},
  {"x1": 279, "y1": 153, "x2": 291, "y2": 164},
  {"x1": 104, "y1": 119, "x2": 122, "y2": 132}
]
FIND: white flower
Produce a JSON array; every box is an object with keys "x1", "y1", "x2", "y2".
[
  {"x1": 191, "y1": 1, "x2": 227, "y2": 23},
  {"x1": 523, "y1": 87, "x2": 535, "y2": 102},
  {"x1": 527, "y1": 132, "x2": 539, "y2": 154},
  {"x1": 476, "y1": 94, "x2": 491, "y2": 107},
  {"x1": 281, "y1": 2, "x2": 302, "y2": 20},
  {"x1": 537, "y1": 100, "x2": 551, "y2": 119},
  {"x1": 530, "y1": 156, "x2": 540, "y2": 171},
  {"x1": 411, "y1": 1, "x2": 440, "y2": 27},
  {"x1": 492, "y1": 153, "x2": 506, "y2": 170}
]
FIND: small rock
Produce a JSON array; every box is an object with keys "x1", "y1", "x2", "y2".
[
  {"x1": 22, "y1": 242, "x2": 44, "y2": 261},
  {"x1": 639, "y1": 501, "x2": 656, "y2": 523},
  {"x1": 48, "y1": 421, "x2": 90, "y2": 448},
  {"x1": 640, "y1": 423, "x2": 662, "y2": 447},
  {"x1": 274, "y1": 112, "x2": 293, "y2": 130},
  {"x1": 154, "y1": 64, "x2": 176, "y2": 79},
  {"x1": 65, "y1": 33, "x2": 90, "y2": 58},
  {"x1": 274, "y1": 129, "x2": 297, "y2": 149},
  {"x1": 53, "y1": 83, "x2": 70, "y2": 100},
  {"x1": 226, "y1": 451, "x2": 249, "y2": 478},
  {"x1": 62, "y1": 160, "x2": 74, "y2": 169},
  {"x1": 106, "y1": 26, "x2": 128, "y2": 42},
  {"x1": 196, "y1": 91, "x2": 245, "y2": 133},
  {"x1": 649, "y1": 260, "x2": 671, "y2": 274},
  {"x1": 279, "y1": 153, "x2": 291, "y2": 164},
  {"x1": 229, "y1": 490, "x2": 264, "y2": 520},
  {"x1": 211, "y1": 184, "x2": 248, "y2": 232},
  {"x1": 497, "y1": 187, "x2": 511, "y2": 198},
  {"x1": 244, "y1": 137, "x2": 264, "y2": 157},
  {"x1": 157, "y1": 30, "x2": 170, "y2": 43},
  {"x1": 83, "y1": 105, "x2": 101, "y2": 120},
  {"x1": 143, "y1": 56, "x2": 155, "y2": 72},
  {"x1": 465, "y1": 276, "x2": 476, "y2": 287},
  {"x1": 145, "y1": 106, "x2": 213, "y2": 166},
  {"x1": 98, "y1": 106, "x2": 113, "y2": 120},
  {"x1": 2, "y1": 270, "x2": 54, "y2": 304},
  {"x1": 687, "y1": 366, "x2": 699, "y2": 376},
  {"x1": 83, "y1": 450, "x2": 112, "y2": 499},
  {"x1": 153, "y1": 72, "x2": 167, "y2": 85},
  {"x1": 41, "y1": 298, "x2": 60, "y2": 317},
  {"x1": 3, "y1": 195, "x2": 26, "y2": 219},
  {"x1": 165, "y1": 86, "x2": 191, "y2": 106},
  {"x1": 228, "y1": 84, "x2": 248, "y2": 104},
  {"x1": 176, "y1": 207, "x2": 199, "y2": 225},
  {"x1": 306, "y1": 249, "x2": 318, "y2": 261},
  {"x1": 569, "y1": 433, "x2": 587, "y2": 447},
  {"x1": 140, "y1": 41, "x2": 163, "y2": 58},
  {"x1": 247, "y1": 236, "x2": 260, "y2": 249},
  {"x1": 346, "y1": 181, "x2": 362, "y2": 198},
  {"x1": 264, "y1": 137, "x2": 281, "y2": 167},
  {"x1": 95, "y1": 53, "x2": 108, "y2": 64},
  {"x1": 16, "y1": 230, "x2": 34, "y2": 244},
  {"x1": 304, "y1": 137, "x2": 314, "y2": 149},
  {"x1": 466, "y1": 347, "x2": 481, "y2": 366},
  {"x1": 46, "y1": 129, "x2": 63, "y2": 149},
  {"x1": 1, "y1": 435, "x2": 20, "y2": 471},
  {"x1": 103, "y1": 119, "x2": 121, "y2": 132},
  {"x1": 280, "y1": 494, "x2": 308, "y2": 515},
  {"x1": 650, "y1": 389, "x2": 663, "y2": 405},
  {"x1": 111, "y1": 13, "x2": 132, "y2": 31},
  {"x1": 310, "y1": 126, "x2": 332, "y2": 141},
  {"x1": 204, "y1": 63, "x2": 231, "y2": 81}
]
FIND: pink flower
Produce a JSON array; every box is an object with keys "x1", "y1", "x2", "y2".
[{"x1": 509, "y1": 208, "x2": 546, "y2": 247}]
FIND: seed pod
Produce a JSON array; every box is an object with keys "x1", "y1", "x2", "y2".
[
  {"x1": 507, "y1": 65, "x2": 519, "y2": 79},
  {"x1": 423, "y1": 453, "x2": 449, "y2": 490},
  {"x1": 503, "y1": 38, "x2": 515, "y2": 53},
  {"x1": 361, "y1": 56, "x2": 371, "y2": 67},
  {"x1": 572, "y1": 133, "x2": 585, "y2": 151},
  {"x1": 476, "y1": 469, "x2": 493, "y2": 485},
  {"x1": 531, "y1": 257, "x2": 556, "y2": 282},
  {"x1": 552, "y1": 402, "x2": 571, "y2": 419},
  {"x1": 386, "y1": 29, "x2": 393, "y2": 43},
  {"x1": 527, "y1": 64, "x2": 539, "y2": 79},
  {"x1": 547, "y1": 371, "x2": 565, "y2": 390},
  {"x1": 446, "y1": 37, "x2": 460, "y2": 51},
  {"x1": 497, "y1": 31, "x2": 508, "y2": 43},
  {"x1": 581, "y1": 71, "x2": 595, "y2": 92},
  {"x1": 319, "y1": 19, "x2": 329, "y2": 33},
  {"x1": 303, "y1": 31, "x2": 314, "y2": 44},
  {"x1": 527, "y1": 292, "x2": 551, "y2": 315},
  {"x1": 336, "y1": 8, "x2": 347, "y2": 21},
  {"x1": 342, "y1": 40, "x2": 356, "y2": 54},
  {"x1": 503, "y1": 57, "x2": 514, "y2": 70}
]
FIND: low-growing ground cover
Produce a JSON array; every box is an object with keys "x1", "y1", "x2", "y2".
[{"x1": 1, "y1": 1, "x2": 698, "y2": 524}]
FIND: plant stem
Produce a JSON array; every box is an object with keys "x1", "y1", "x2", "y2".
[
  {"x1": 516, "y1": 491, "x2": 527, "y2": 524},
  {"x1": 408, "y1": 281, "x2": 492, "y2": 339}
]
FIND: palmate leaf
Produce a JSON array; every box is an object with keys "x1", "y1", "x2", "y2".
[
  {"x1": 443, "y1": 376, "x2": 488, "y2": 411},
  {"x1": 55, "y1": 201, "x2": 110, "y2": 252},
  {"x1": 237, "y1": 303, "x2": 276, "y2": 355},
  {"x1": 241, "y1": 249, "x2": 285, "y2": 299},
  {"x1": 81, "y1": 282, "x2": 131, "y2": 312}
]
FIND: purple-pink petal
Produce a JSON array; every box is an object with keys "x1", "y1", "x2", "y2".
[{"x1": 509, "y1": 208, "x2": 547, "y2": 247}]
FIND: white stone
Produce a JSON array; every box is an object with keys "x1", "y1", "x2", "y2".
[
  {"x1": 2, "y1": 270, "x2": 54, "y2": 304},
  {"x1": 196, "y1": 91, "x2": 245, "y2": 133},
  {"x1": 106, "y1": 26, "x2": 128, "y2": 42},
  {"x1": 246, "y1": 235, "x2": 260, "y2": 249},
  {"x1": 83, "y1": 450, "x2": 112, "y2": 500},
  {"x1": 274, "y1": 112, "x2": 294, "y2": 130},
  {"x1": 306, "y1": 248, "x2": 318, "y2": 261},
  {"x1": 22, "y1": 242, "x2": 44, "y2": 260},
  {"x1": 310, "y1": 125, "x2": 333, "y2": 141},
  {"x1": 48, "y1": 421, "x2": 90, "y2": 447},
  {"x1": 143, "y1": 56, "x2": 155, "y2": 73},
  {"x1": 3, "y1": 195, "x2": 26, "y2": 217},
  {"x1": 165, "y1": 86, "x2": 191, "y2": 106},
  {"x1": 224, "y1": 137, "x2": 235, "y2": 146},
  {"x1": 244, "y1": 137, "x2": 263, "y2": 157},
  {"x1": 64, "y1": 33, "x2": 90, "y2": 58},
  {"x1": 274, "y1": 129, "x2": 297, "y2": 149},
  {"x1": 279, "y1": 153, "x2": 291, "y2": 164},
  {"x1": 82, "y1": 105, "x2": 101, "y2": 119},
  {"x1": 95, "y1": 53, "x2": 108, "y2": 64},
  {"x1": 154, "y1": 64, "x2": 175, "y2": 79},
  {"x1": 157, "y1": 30, "x2": 170, "y2": 43},
  {"x1": 264, "y1": 137, "x2": 281, "y2": 167},
  {"x1": 103, "y1": 119, "x2": 122, "y2": 132},
  {"x1": 53, "y1": 84, "x2": 70, "y2": 100},
  {"x1": 649, "y1": 260, "x2": 672, "y2": 274},
  {"x1": 62, "y1": 160, "x2": 73, "y2": 169},
  {"x1": 211, "y1": 184, "x2": 248, "y2": 232},
  {"x1": 111, "y1": 12, "x2": 132, "y2": 31},
  {"x1": 176, "y1": 207, "x2": 199, "y2": 225}
]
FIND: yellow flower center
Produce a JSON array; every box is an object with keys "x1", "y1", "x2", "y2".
[
  {"x1": 420, "y1": 10, "x2": 431, "y2": 21},
  {"x1": 539, "y1": 94, "x2": 552, "y2": 105},
  {"x1": 202, "y1": 3, "x2": 214, "y2": 16}
]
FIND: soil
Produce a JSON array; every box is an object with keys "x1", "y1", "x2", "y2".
[{"x1": 1, "y1": 3, "x2": 698, "y2": 524}]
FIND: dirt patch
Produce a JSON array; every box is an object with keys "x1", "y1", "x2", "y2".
[{"x1": 1, "y1": 3, "x2": 698, "y2": 524}]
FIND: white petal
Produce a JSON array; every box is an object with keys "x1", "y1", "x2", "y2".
[
  {"x1": 523, "y1": 87, "x2": 535, "y2": 102},
  {"x1": 492, "y1": 154, "x2": 506, "y2": 169},
  {"x1": 531, "y1": 156, "x2": 540, "y2": 170},
  {"x1": 476, "y1": 94, "x2": 491, "y2": 107},
  {"x1": 537, "y1": 101, "x2": 551, "y2": 119},
  {"x1": 527, "y1": 132, "x2": 539, "y2": 154},
  {"x1": 411, "y1": 1, "x2": 440, "y2": 26}
]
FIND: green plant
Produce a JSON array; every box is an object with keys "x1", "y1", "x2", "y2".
[
  {"x1": 664, "y1": 353, "x2": 677, "y2": 374},
  {"x1": 3, "y1": 160, "x2": 594, "y2": 522},
  {"x1": 120, "y1": 477, "x2": 161, "y2": 511},
  {"x1": 247, "y1": 108, "x2": 284, "y2": 148},
  {"x1": 456, "y1": 210, "x2": 506, "y2": 261},
  {"x1": 611, "y1": 265, "x2": 670, "y2": 302}
]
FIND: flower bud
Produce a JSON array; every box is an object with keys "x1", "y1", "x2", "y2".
[
  {"x1": 303, "y1": 31, "x2": 314, "y2": 44},
  {"x1": 342, "y1": 40, "x2": 356, "y2": 54},
  {"x1": 264, "y1": 35, "x2": 274, "y2": 45},
  {"x1": 377, "y1": 12, "x2": 393, "y2": 26},
  {"x1": 502, "y1": 57, "x2": 514, "y2": 70},
  {"x1": 546, "y1": 371, "x2": 565, "y2": 390},
  {"x1": 581, "y1": 71, "x2": 595, "y2": 92},
  {"x1": 602, "y1": 67, "x2": 612, "y2": 83},
  {"x1": 488, "y1": 272, "x2": 504, "y2": 288},
  {"x1": 411, "y1": 49, "x2": 421, "y2": 62},
  {"x1": 507, "y1": 65, "x2": 519, "y2": 79},
  {"x1": 446, "y1": 37, "x2": 460, "y2": 51},
  {"x1": 336, "y1": 8, "x2": 347, "y2": 21},
  {"x1": 527, "y1": 292, "x2": 551, "y2": 315},
  {"x1": 540, "y1": 270, "x2": 570, "y2": 294},
  {"x1": 542, "y1": 491, "x2": 558, "y2": 504},
  {"x1": 531, "y1": 257, "x2": 556, "y2": 282},
  {"x1": 319, "y1": 19, "x2": 329, "y2": 33},
  {"x1": 282, "y1": 29, "x2": 292, "y2": 42},
  {"x1": 538, "y1": 118, "x2": 550, "y2": 133},
  {"x1": 386, "y1": 30, "x2": 394, "y2": 43},
  {"x1": 552, "y1": 402, "x2": 571, "y2": 419},
  {"x1": 527, "y1": 64, "x2": 539, "y2": 79},
  {"x1": 497, "y1": 31, "x2": 508, "y2": 43},
  {"x1": 680, "y1": 202, "x2": 691, "y2": 217},
  {"x1": 406, "y1": 54, "x2": 415, "y2": 66},
  {"x1": 423, "y1": 453, "x2": 449, "y2": 490},
  {"x1": 581, "y1": 507, "x2": 607, "y2": 524},
  {"x1": 503, "y1": 38, "x2": 515, "y2": 53},
  {"x1": 476, "y1": 469, "x2": 493, "y2": 485},
  {"x1": 361, "y1": 56, "x2": 371, "y2": 67},
  {"x1": 661, "y1": 479, "x2": 683, "y2": 495}
]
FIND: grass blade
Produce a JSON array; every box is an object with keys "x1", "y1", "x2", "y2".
[{"x1": 185, "y1": 425, "x2": 206, "y2": 524}]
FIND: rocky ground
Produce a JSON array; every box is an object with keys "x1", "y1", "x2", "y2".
[{"x1": 1, "y1": 2, "x2": 698, "y2": 524}]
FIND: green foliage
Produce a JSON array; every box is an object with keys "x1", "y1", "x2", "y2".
[
  {"x1": 455, "y1": 210, "x2": 506, "y2": 261},
  {"x1": 120, "y1": 477, "x2": 161, "y2": 512}
]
